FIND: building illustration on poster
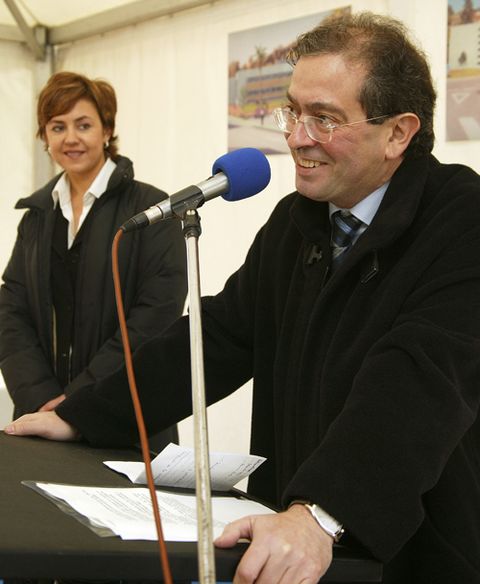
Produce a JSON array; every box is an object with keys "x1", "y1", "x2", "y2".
[{"x1": 227, "y1": 7, "x2": 350, "y2": 154}]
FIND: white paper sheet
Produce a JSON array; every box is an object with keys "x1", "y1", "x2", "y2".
[
  {"x1": 104, "y1": 443, "x2": 266, "y2": 491},
  {"x1": 31, "y1": 482, "x2": 275, "y2": 541}
]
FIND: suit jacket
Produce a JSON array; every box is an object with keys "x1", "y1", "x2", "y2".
[{"x1": 57, "y1": 154, "x2": 480, "y2": 583}]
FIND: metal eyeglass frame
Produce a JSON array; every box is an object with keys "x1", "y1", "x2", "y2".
[{"x1": 273, "y1": 107, "x2": 391, "y2": 144}]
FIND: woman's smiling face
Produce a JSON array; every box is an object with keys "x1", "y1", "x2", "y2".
[{"x1": 45, "y1": 98, "x2": 111, "y2": 184}]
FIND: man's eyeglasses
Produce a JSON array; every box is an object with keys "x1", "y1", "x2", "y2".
[{"x1": 273, "y1": 107, "x2": 391, "y2": 144}]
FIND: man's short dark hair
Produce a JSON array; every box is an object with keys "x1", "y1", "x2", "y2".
[{"x1": 287, "y1": 11, "x2": 436, "y2": 157}]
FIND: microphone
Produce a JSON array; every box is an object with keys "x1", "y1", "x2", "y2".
[{"x1": 121, "y1": 147, "x2": 271, "y2": 232}]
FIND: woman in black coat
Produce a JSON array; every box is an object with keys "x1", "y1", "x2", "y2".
[{"x1": 0, "y1": 71, "x2": 187, "y2": 449}]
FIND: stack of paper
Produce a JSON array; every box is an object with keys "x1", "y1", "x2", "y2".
[{"x1": 28, "y1": 482, "x2": 275, "y2": 541}]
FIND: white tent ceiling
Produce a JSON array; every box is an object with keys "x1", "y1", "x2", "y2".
[
  {"x1": 0, "y1": 0, "x2": 139, "y2": 27},
  {"x1": 0, "y1": 0, "x2": 219, "y2": 57}
]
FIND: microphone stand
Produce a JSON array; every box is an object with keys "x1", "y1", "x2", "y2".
[{"x1": 181, "y1": 208, "x2": 216, "y2": 584}]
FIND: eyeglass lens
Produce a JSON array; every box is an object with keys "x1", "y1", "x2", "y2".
[{"x1": 274, "y1": 109, "x2": 332, "y2": 143}]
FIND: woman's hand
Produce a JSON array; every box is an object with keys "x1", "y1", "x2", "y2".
[{"x1": 4, "y1": 411, "x2": 80, "y2": 441}]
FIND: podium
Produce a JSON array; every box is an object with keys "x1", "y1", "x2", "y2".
[{"x1": 0, "y1": 432, "x2": 382, "y2": 582}]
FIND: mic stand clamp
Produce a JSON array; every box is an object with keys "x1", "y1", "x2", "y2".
[{"x1": 182, "y1": 209, "x2": 216, "y2": 584}]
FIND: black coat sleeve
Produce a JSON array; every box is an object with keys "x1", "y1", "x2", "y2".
[{"x1": 0, "y1": 214, "x2": 62, "y2": 416}]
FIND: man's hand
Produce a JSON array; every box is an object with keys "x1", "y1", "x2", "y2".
[
  {"x1": 214, "y1": 502, "x2": 334, "y2": 583},
  {"x1": 4, "y1": 411, "x2": 80, "y2": 441},
  {"x1": 39, "y1": 394, "x2": 66, "y2": 412}
]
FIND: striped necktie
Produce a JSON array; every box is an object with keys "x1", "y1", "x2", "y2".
[{"x1": 331, "y1": 210, "x2": 364, "y2": 268}]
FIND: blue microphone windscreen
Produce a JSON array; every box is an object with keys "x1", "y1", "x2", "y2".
[{"x1": 212, "y1": 148, "x2": 271, "y2": 201}]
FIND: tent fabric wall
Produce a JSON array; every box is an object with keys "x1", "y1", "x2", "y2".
[
  {"x1": 0, "y1": 0, "x2": 478, "y2": 453},
  {"x1": 0, "y1": 39, "x2": 35, "y2": 275},
  {"x1": 0, "y1": 40, "x2": 36, "y2": 429}
]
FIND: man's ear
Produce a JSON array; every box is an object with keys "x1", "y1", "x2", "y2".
[{"x1": 385, "y1": 113, "x2": 421, "y2": 159}]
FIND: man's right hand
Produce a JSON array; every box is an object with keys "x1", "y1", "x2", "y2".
[{"x1": 4, "y1": 411, "x2": 79, "y2": 441}]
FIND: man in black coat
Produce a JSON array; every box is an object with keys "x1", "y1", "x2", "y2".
[{"x1": 5, "y1": 12, "x2": 480, "y2": 584}]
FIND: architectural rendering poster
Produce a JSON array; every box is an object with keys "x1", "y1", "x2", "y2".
[
  {"x1": 228, "y1": 7, "x2": 350, "y2": 154},
  {"x1": 447, "y1": 0, "x2": 480, "y2": 140}
]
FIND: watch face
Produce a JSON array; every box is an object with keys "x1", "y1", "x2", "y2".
[
  {"x1": 307, "y1": 504, "x2": 343, "y2": 540},
  {"x1": 313, "y1": 507, "x2": 336, "y2": 530}
]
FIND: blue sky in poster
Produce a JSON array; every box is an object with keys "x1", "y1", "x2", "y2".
[
  {"x1": 448, "y1": 0, "x2": 480, "y2": 11},
  {"x1": 228, "y1": 11, "x2": 334, "y2": 67}
]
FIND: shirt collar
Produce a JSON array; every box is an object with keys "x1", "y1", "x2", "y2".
[
  {"x1": 329, "y1": 181, "x2": 390, "y2": 226},
  {"x1": 51, "y1": 157, "x2": 117, "y2": 208},
  {"x1": 51, "y1": 173, "x2": 69, "y2": 210}
]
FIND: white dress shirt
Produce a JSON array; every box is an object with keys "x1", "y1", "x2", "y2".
[{"x1": 51, "y1": 158, "x2": 117, "y2": 249}]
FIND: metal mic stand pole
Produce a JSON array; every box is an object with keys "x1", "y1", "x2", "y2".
[{"x1": 182, "y1": 208, "x2": 216, "y2": 584}]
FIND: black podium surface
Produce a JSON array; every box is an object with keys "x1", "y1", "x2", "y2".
[{"x1": 0, "y1": 432, "x2": 382, "y2": 582}]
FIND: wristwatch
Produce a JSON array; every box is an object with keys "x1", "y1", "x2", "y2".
[{"x1": 291, "y1": 501, "x2": 344, "y2": 542}]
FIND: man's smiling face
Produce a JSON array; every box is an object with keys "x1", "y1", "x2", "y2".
[{"x1": 285, "y1": 53, "x2": 401, "y2": 209}]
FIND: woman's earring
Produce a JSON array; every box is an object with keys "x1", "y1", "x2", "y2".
[{"x1": 104, "y1": 140, "x2": 110, "y2": 149}]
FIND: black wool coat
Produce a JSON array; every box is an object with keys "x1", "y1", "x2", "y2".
[
  {"x1": 0, "y1": 156, "x2": 187, "y2": 418},
  {"x1": 58, "y1": 154, "x2": 480, "y2": 583}
]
